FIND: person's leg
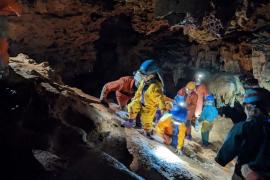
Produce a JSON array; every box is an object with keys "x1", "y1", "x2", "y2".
[
  {"x1": 201, "y1": 121, "x2": 213, "y2": 145},
  {"x1": 185, "y1": 119, "x2": 192, "y2": 140},
  {"x1": 127, "y1": 100, "x2": 141, "y2": 120},
  {"x1": 201, "y1": 131, "x2": 209, "y2": 146},
  {"x1": 135, "y1": 113, "x2": 142, "y2": 128},
  {"x1": 141, "y1": 107, "x2": 156, "y2": 136},
  {"x1": 233, "y1": 163, "x2": 245, "y2": 180},
  {"x1": 155, "y1": 119, "x2": 172, "y2": 144},
  {"x1": 154, "y1": 109, "x2": 162, "y2": 125},
  {"x1": 177, "y1": 124, "x2": 186, "y2": 150}
]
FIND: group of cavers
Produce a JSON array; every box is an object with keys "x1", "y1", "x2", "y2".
[
  {"x1": 0, "y1": 1, "x2": 269, "y2": 179},
  {"x1": 100, "y1": 59, "x2": 270, "y2": 180}
]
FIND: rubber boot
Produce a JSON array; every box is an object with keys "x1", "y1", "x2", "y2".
[{"x1": 201, "y1": 131, "x2": 209, "y2": 146}]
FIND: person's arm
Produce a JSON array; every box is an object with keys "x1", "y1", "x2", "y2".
[
  {"x1": 195, "y1": 85, "x2": 208, "y2": 117},
  {"x1": 132, "y1": 81, "x2": 143, "y2": 101},
  {"x1": 215, "y1": 122, "x2": 245, "y2": 166},
  {"x1": 100, "y1": 78, "x2": 124, "y2": 101}
]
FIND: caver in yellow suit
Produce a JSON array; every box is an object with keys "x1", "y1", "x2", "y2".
[
  {"x1": 156, "y1": 103, "x2": 187, "y2": 154},
  {"x1": 128, "y1": 79, "x2": 166, "y2": 132},
  {"x1": 126, "y1": 59, "x2": 166, "y2": 134}
]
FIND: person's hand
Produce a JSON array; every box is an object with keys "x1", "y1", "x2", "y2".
[
  {"x1": 175, "y1": 149, "x2": 183, "y2": 156},
  {"x1": 100, "y1": 99, "x2": 109, "y2": 107}
]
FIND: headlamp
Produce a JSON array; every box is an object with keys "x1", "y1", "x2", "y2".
[{"x1": 178, "y1": 101, "x2": 186, "y2": 107}]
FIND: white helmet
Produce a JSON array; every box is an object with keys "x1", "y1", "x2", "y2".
[{"x1": 195, "y1": 72, "x2": 205, "y2": 85}]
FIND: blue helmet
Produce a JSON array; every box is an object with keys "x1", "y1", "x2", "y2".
[
  {"x1": 173, "y1": 95, "x2": 186, "y2": 107},
  {"x1": 205, "y1": 94, "x2": 215, "y2": 102},
  {"x1": 170, "y1": 105, "x2": 187, "y2": 123},
  {"x1": 205, "y1": 94, "x2": 215, "y2": 105},
  {"x1": 139, "y1": 59, "x2": 159, "y2": 75},
  {"x1": 243, "y1": 88, "x2": 261, "y2": 104}
]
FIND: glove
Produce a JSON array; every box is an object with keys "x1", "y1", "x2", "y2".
[
  {"x1": 116, "y1": 111, "x2": 129, "y2": 120},
  {"x1": 122, "y1": 119, "x2": 135, "y2": 128},
  {"x1": 175, "y1": 149, "x2": 183, "y2": 156},
  {"x1": 195, "y1": 118, "x2": 200, "y2": 132},
  {"x1": 100, "y1": 99, "x2": 109, "y2": 108}
]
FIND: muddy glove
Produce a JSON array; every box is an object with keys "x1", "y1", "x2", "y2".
[
  {"x1": 100, "y1": 99, "x2": 109, "y2": 108},
  {"x1": 175, "y1": 149, "x2": 183, "y2": 156},
  {"x1": 122, "y1": 119, "x2": 135, "y2": 128}
]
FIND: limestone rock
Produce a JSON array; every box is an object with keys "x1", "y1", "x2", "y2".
[{"x1": 207, "y1": 73, "x2": 245, "y2": 107}]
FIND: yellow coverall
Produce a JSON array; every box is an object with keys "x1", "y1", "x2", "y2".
[
  {"x1": 128, "y1": 80, "x2": 166, "y2": 132},
  {"x1": 156, "y1": 114, "x2": 186, "y2": 150}
]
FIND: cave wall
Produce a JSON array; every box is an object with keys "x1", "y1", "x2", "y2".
[
  {"x1": 6, "y1": 0, "x2": 270, "y2": 95},
  {"x1": 7, "y1": 0, "x2": 171, "y2": 95},
  {"x1": 7, "y1": 0, "x2": 158, "y2": 79},
  {"x1": 152, "y1": 0, "x2": 270, "y2": 93},
  {"x1": 154, "y1": 0, "x2": 211, "y2": 24}
]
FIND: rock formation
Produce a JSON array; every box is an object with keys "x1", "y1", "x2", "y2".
[{"x1": 0, "y1": 54, "x2": 234, "y2": 179}]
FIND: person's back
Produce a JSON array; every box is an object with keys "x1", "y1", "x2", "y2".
[
  {"x1": 216, "y1": 115, "x2": 269, "y2": 179},
  {"x1": 200, "y1": 105, "x2": 218, "y2": 123},
  {"x1": 100, "y1": 76, "x2": 135, "y2": 109},
  {"x1": 177, "y1": 84, "x2": 198, "y2": 121},
  {"x1": 139, "y1": 79, "x2": 164, "y2": 108},
  {"x1": 215, "y1": 88, "x2": 270, "y2": 179},
  {"x1": 248, "y1": 118, "x2": 270, "y2": 178}
]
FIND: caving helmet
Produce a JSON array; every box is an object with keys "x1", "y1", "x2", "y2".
[
  {"x1": 139, "y1": 59, "x2": 159, "y2": 76},
  {"x1": 205, "y1": 94, "x2": 215, "y2": 105},
  {"x1": 186, "y1": 81, "x2": 196, "y2": 91},
  {"x1": 170, "y1": 105, "x2": 187, "y2": 123},
  {"x1": 243, "y1": 89, "x2": 261, "y2": 105},
  {"x1": 195, "y1": 72, "x2": 205, "y2": 85},
  {"x1": 173, "y1": 95, "x2": 186, "y2": 108}
]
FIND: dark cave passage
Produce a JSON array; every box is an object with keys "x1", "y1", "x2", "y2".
[{"x1": 64, "y1": 14, "x2": 141, "y2": 97}]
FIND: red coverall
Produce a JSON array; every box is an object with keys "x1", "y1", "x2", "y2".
[
  {"x1": 177, "y1": 88, "x2": 198, "y2": 136},
  {"x1": 100, "y1": 76, "x2": 135, "y2": 108}
]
